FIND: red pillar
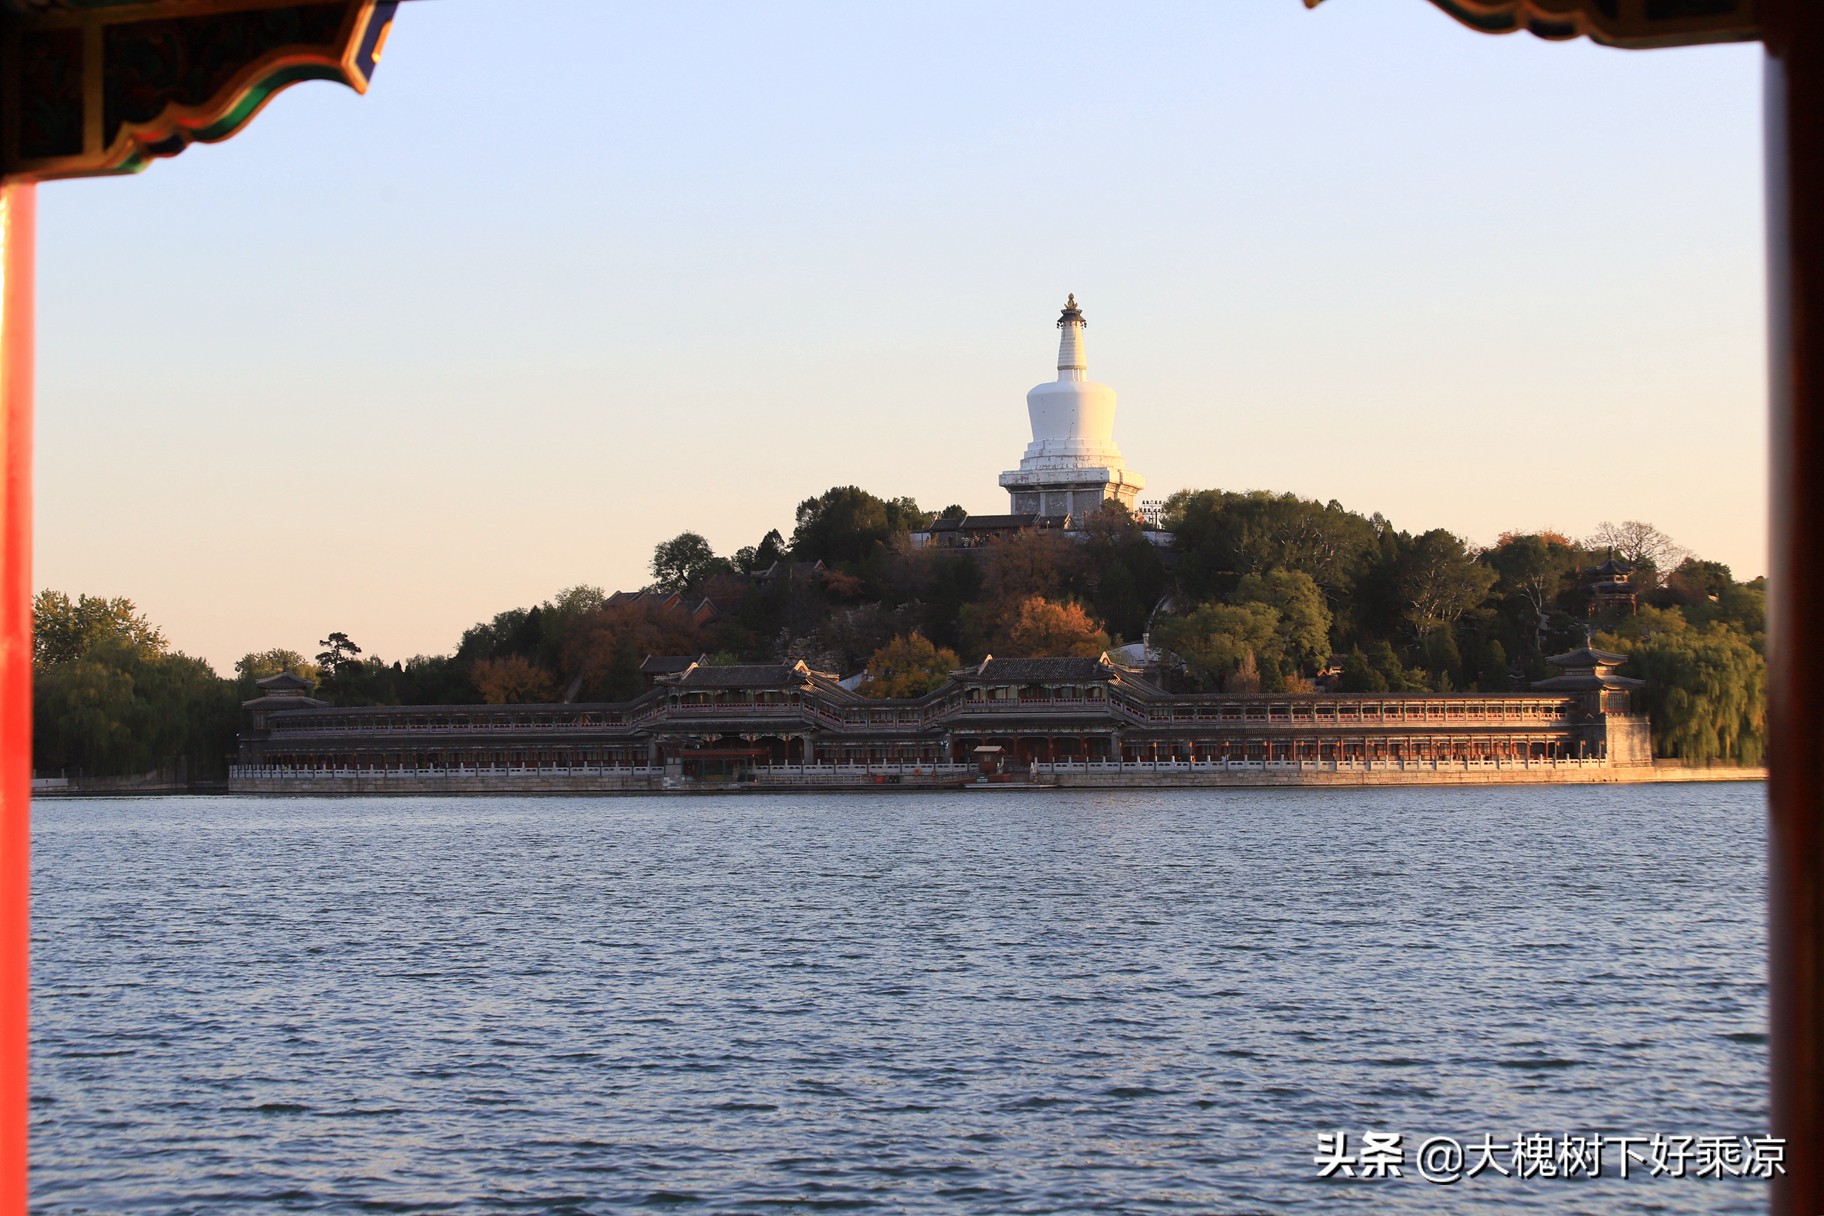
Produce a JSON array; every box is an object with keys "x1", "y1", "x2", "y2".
[
  {"x1": 1764, "y1": 2, "x2": 1824, "y2": 1210},
  {"x1": 0, "y1": 180, "x2": 34, "y2": 1216}
]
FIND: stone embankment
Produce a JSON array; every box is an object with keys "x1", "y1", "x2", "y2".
[
  {"x1": 32, "y1": 772, "x2": 226, "y2": 797},
  {"x1": 226, "y1": 760, "x2": 1765, "y2": 796}
]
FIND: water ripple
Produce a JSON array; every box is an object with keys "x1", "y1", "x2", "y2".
[{"x1": 32, "y1": 785, "x2": 1766, "y2": 1213}]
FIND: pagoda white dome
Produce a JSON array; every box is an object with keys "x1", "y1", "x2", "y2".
[{"x1": 1022, "y1": 377, "x2": 1124, "y2": 468}]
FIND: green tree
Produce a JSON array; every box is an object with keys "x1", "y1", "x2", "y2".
[
  {"x1": 457, "y1": 606, "x2": 544, "y2": 665},
  {"x1": 1080, "y1": 505, "x2": 1168, "y2": 641},
  {"x1": 1713, "y1": 580, "x2": 1766, "y2": 642},
  {"x1": 1094, "y1": 560, "x2": 1147, "y2": 643},
  {"x1": 316, "y1": 632, "x2": 363, "y2": 677},
  {"x1": 547, "y1": 584, "x2": 606, "y2": 620},
  {"x1": 650, "y1": 533, "x2": 728, "y2": 594},
  {"x1": 1396, "y1": 530, "x2": 1496, "y2": 641},
  {"x1": 789, "y1": 486, "x2": 928, "y2": 568},
  {"x1": 1601, "y1": 616, "x2": 1766, "y2": 765},
  {"x1": 232, "y1": 649, "x2": 320, "y2": 703},
  {"x1": 33, "y1": 651, "x2": 139, "y2": 774},
  {"x1": 733, "y1": 529, "x2": 787, "y2": 573},
  {"x1": 33, "y1": 591, "x2": 165, "y2": 668},
  {"x1": 234, "y1": 648, "x2": 316, "y2": 682},
  {"x1": 1483, "y1": 534, "x2": 1583, "y2": 655},
  {"x1": 1151, "y1": 602, "x2": 1283, "y2": 692},
  {"x1": 1164, "y1": 489, "x2": 1376, "y2": 601},
  {"x1": 1334, "y1": 641, "x2": 1426, "y2": 693},
  {"x1": 395, "y1": 654, "x2": 477, "y2": 704},
  {"x1": 1665, "y1": 557, "x2": 1734, "y2": 603},
  {"x1": 33, "y1": 637, "x2": 238, "y2": 779},
  {"x1": 1231, "y1": 569, "x2": 1332, "y2": 670},
  {"x1": 864, "y1": 633, "x2": 961, "y2": 698},
  {"x1": 1336, "y1": 647, "x2": 1386, "y2": 692}
]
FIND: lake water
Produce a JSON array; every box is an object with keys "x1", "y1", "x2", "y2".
[{"x1": 31, "y1": 785, "x2": 1768, "y2": 1214}]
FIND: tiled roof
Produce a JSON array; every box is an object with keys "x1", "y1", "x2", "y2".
[
  {"x1": 1546, "y1": 646, "x2": 1630, "y2": 668},
  {"x1": 1532, "y1": 671, "x2": 1646, "y2": 691},
  {"x1": 970, "y1": 656, "x2": 1111, "y2": 682},
  {"x1": 675, "y1": 663, "x2": 808, "y2": 689},
  {"x1": 640, "y1": 654, "x2": 704, "y2": 675},
  {"x1": 242, "y1": 693, "x2": 327, "y2": 710},
  {"x1": 753, "y1": 560, "x2": 826, "y2": 581}
]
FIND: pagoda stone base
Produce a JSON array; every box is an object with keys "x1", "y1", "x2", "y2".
[{"x1": 1002, "y1": 475, "x2": 1141, "y2": 522}]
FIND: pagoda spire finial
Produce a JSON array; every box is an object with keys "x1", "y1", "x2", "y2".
[{"x1": 1055, "y1": 293, "x2": 1087, "y2": 379}]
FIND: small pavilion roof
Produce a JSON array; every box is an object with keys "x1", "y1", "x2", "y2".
[
  {"x1": 1535, "y1": 644, "x2": 1643, "y2": 691},
  {"x1": 255, "y1": 671, "x2": 316, "y2": 692},
  {"x1": 1546, "y1": 646, "x2": 1631, "y2": 668}
]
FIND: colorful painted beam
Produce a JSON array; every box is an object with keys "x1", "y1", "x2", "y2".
[{"x1": 1, "y1": 0, "x2": 398, "y2": 180}]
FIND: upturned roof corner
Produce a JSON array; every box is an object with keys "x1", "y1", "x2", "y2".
[{"x1": 1302, "y1": 0, "x2": 1758, "y2": 49}]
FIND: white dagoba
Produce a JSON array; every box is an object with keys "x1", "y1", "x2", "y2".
[{"x1": 999, "y1": 294, "x2": 1144, "y2": 521}]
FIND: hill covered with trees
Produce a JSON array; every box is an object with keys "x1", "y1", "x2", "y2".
[{"x1": 32, "y1": 485, "x2": 1766, "y2": 778}]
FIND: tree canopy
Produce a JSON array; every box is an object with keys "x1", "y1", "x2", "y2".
[
  {"x1": 651, "y1": 533, "x2": 728, "y2": 594},
  {"x1": 790, "y1": 486, "x2": 929, "y2": 569},
  {"x1": 33, "y1": 592, "x2": 165, "y2": 668},
  {"x1": 864, "y1": 633, "x2": 961, "y2": 699},
  {"x1": 1000, "y1": 597, "x2": 1110, "y2": 658},
  {"x1": 33, "y1": 592, "x2": 233, "y2": 779}
]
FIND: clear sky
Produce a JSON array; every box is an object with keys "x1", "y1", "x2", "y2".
[{"x1": 33, "y1": 1, "x2": 1767, "y2": 673}]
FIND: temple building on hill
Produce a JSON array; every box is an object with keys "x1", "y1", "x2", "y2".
[
  {"x1": 999, "y1": 295, "x2": 1145, "y2": 521},
  {"x1": 904, "y1": 295, "x2": 1171, "y2": 551},
  {"x1": 1583, "y1": 555, "x2": 1639, "y2": 616}
]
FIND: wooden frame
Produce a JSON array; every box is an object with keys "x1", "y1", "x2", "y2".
[{"x1": 2, "y1": 1, "x2": 1820, "y2": 1213}]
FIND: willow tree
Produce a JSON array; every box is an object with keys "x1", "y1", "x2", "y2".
[{"x1": 1602, "y1": 616, "x2": 1767, "y2": 765}]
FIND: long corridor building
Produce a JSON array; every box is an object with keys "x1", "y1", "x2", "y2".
[{"x1": 234, "y1": 648, "x2": 1652, "y2": 782}]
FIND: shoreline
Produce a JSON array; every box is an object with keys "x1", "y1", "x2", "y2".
[{"x1": 182, "y1": 762, "x2": 1771, "y2": 798}]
